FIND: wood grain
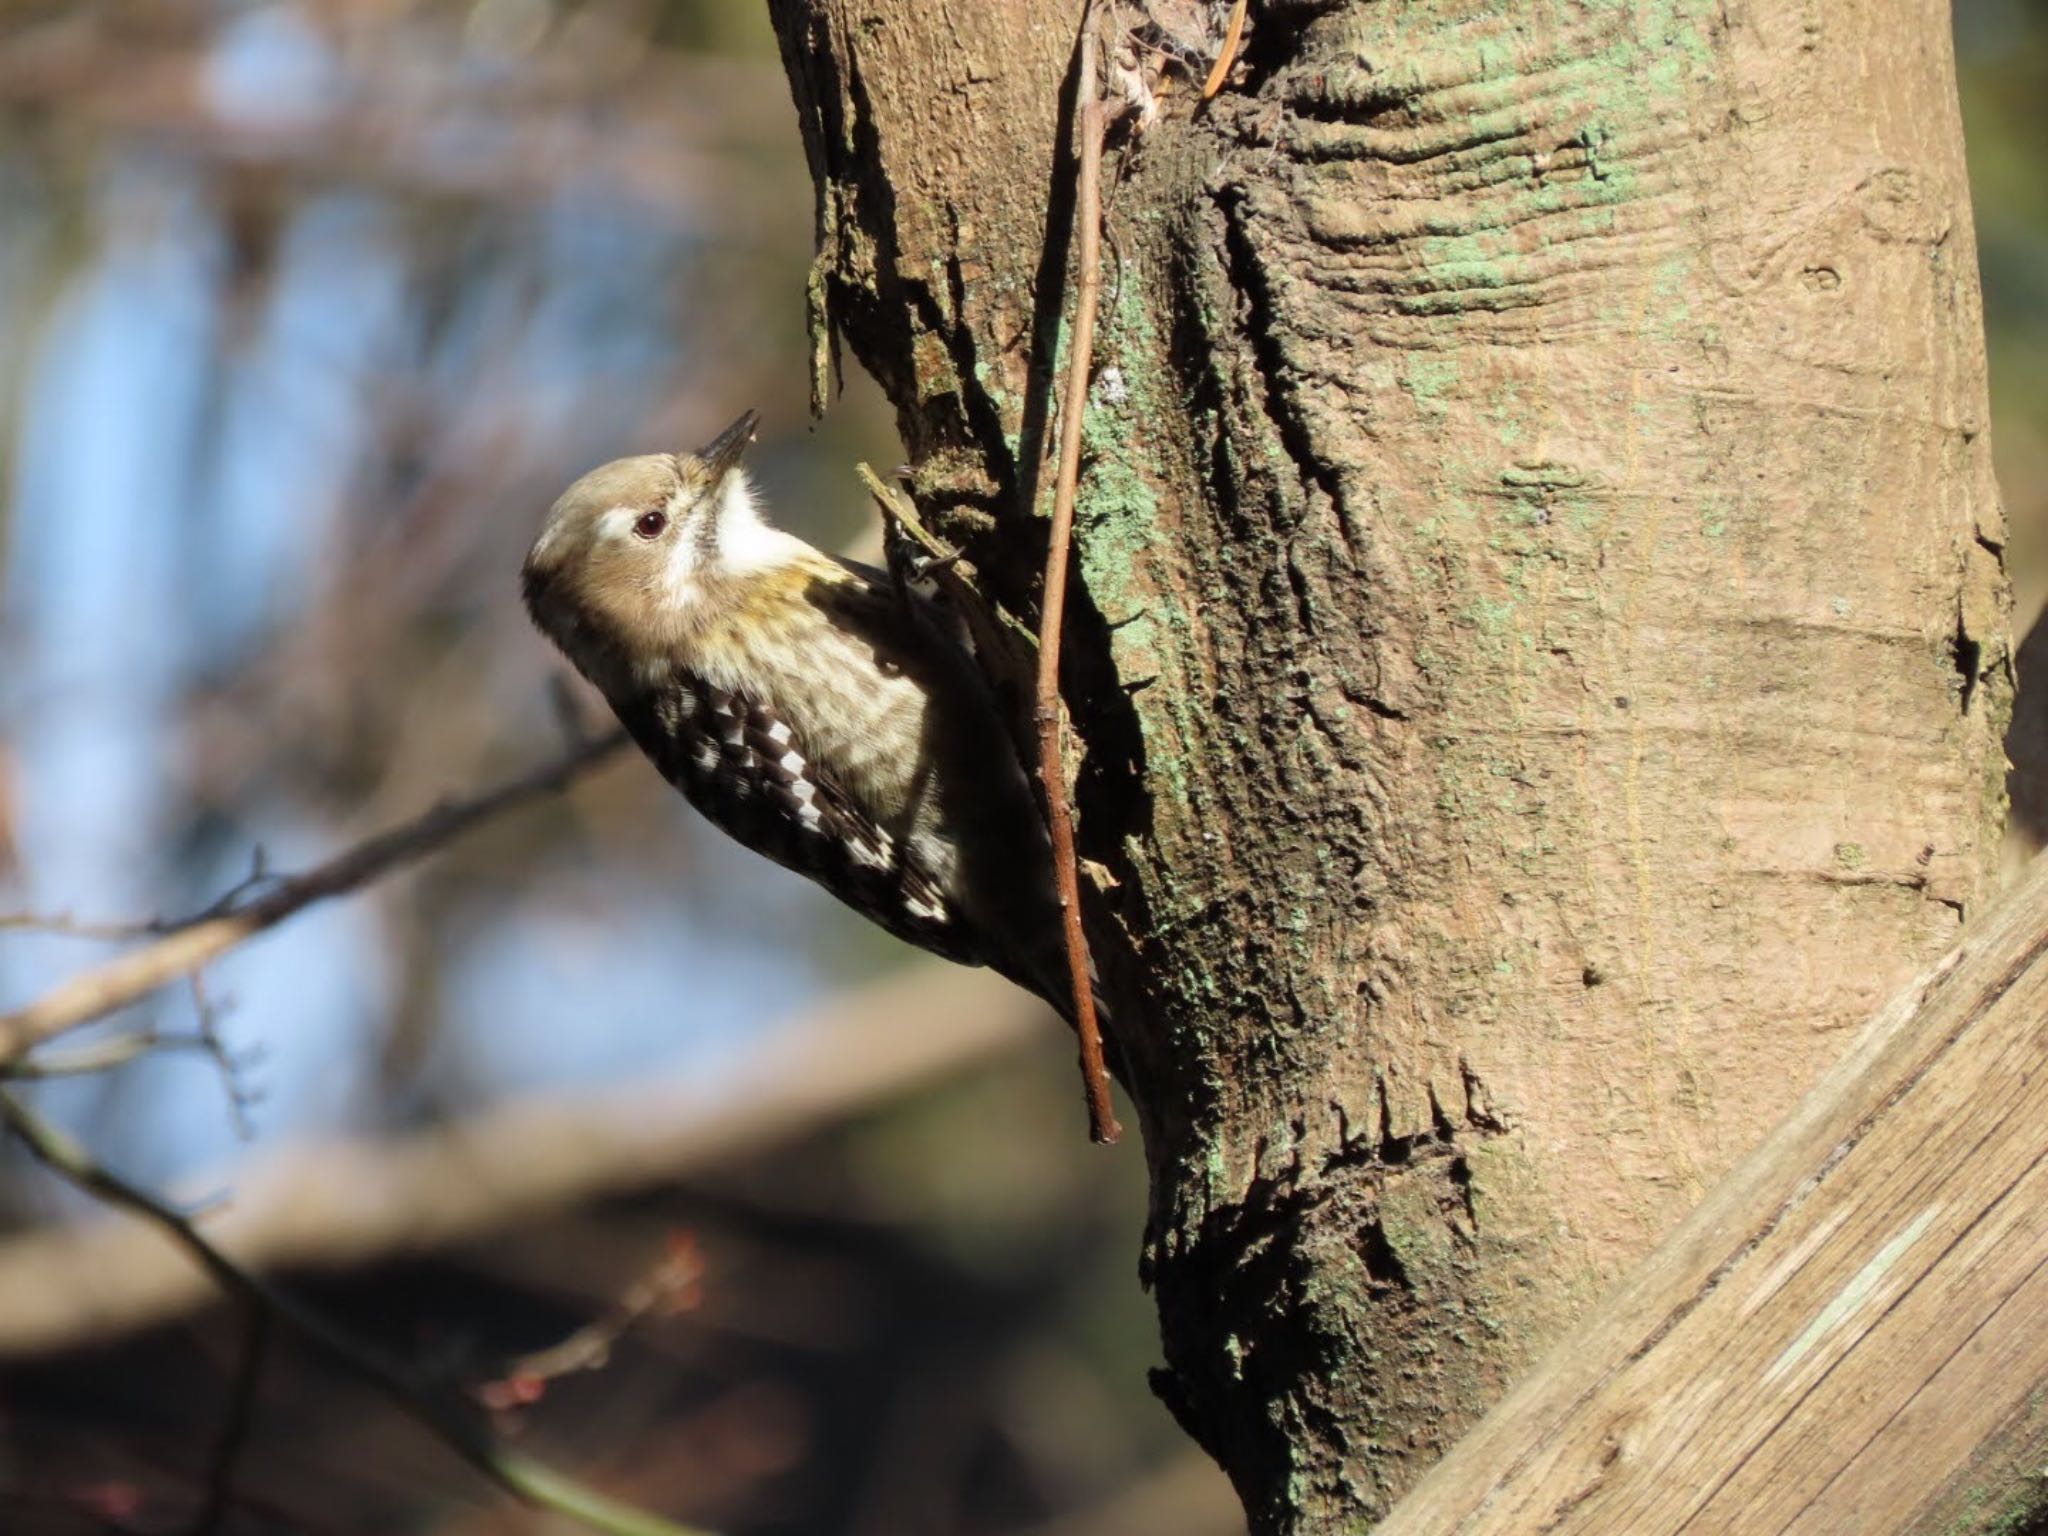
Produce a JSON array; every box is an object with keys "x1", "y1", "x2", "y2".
[{"x1": 1375, "y1": 855, "x2": 2048, "y2": 1536}]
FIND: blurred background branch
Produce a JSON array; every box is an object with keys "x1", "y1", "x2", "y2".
[
  {"x1": 0, "y1": 728, "x2": 627, "y2": 1064},
  {"x1": 0, "y1": 1084, "x2": 717, "y2": 1536},
  {"x1": 0, "y1": 964, "x2": 1038, "y2": 1356}
]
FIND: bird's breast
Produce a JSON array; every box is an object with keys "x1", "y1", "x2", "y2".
[{"x1": 675, "y1": 586, "x2": 940, "y2": 805}]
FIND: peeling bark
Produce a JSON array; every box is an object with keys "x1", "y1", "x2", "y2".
[{"x1": 765, "y1": 2, "x2": 2010, "y2": 1530}]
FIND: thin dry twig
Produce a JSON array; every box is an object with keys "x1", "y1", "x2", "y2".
[
  {"x1": 0, "y1": 731, "x2": 629, "y2": 1068},
  {"x1": 1202, "y1": 0, "x2": 1250, "y2": 99},
  {"x1": 0, "y1": 912, "x2": 173, "y2": 941},
  {"x1": 1040, "y1": 10, "x2": 1122, "y2": 1145},
  {"x1": 0, "y1": 853, "x2": 282, "y2": 944},
  {"x1": 2, "y1": 1030, "x2": 206, "y2": 1079},
  {"x1": 856, "y1": 461, "x2": 1038, "y2": 672},
  {"x1": 186, "y1": 972, "x2": 264, "y2": 1142},
  {"x1": 0, "y1": 964, "x2": 1036, "y2": 1357},
  {"x1": 189, "y1": 1303, "x2": 268, "y2": 1536},
  {"x1": 855, "y1": 462, "x2": 954, "y2": 569},
  {"x1": 0, "y1": 1089, "x2": 714, "y2": 1536},
  {"x1": 481, "y1": 1233, "x2": 703, "y2": 1409}
]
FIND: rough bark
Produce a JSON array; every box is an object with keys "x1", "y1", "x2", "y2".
[{"x1": 765, "y1": 1, "x2": 2011, "y2": 1530}]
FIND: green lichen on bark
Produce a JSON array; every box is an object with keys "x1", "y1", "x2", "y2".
[{"x1": 769, "y1": 0, "x2": 2011, "y2": 1530}]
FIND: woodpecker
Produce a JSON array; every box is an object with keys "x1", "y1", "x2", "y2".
[{"x1": 522, "y1": 412, "x2": 1081, "y2": 1019}]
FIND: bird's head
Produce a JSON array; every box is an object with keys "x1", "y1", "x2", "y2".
[{"x1": 522, "y1": 411, "x2": 792, "y2": 670}]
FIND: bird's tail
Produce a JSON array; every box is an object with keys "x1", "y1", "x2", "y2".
[{"x1": 998, "y1": 935, "x2": 1112, "y2": 1033}]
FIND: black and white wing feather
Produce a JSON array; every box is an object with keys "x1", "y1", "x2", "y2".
[{"x1": 625, "y1": 674, "x2": 977, "y2": 967}]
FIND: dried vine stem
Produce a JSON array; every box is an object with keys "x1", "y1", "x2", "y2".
[
  {"x1": 1040, "y1": 9, "x2": 1121, "y2": 1145},
  {"x1": 0, "y1": 1089, "x2": 713, "y2": 1536},
  {"x1": 0, "y1": 730, "x2": 628, "y2": 1067},
  {"x1": 1201, "y1": 0, "x2": 1249, "y2": 98}
]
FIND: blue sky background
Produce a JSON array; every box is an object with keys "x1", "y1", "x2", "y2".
[{"x1": 0, "y1": 1, "x2": 902, "y2": 1195}]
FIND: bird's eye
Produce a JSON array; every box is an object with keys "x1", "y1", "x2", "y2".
[{"x1": 633, "y1": 509, "x2": 669, "y2": 540}]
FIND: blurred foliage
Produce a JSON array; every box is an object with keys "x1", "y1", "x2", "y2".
[
  {"x1": 1959, "y1": 0, "x2": 2048, "y2": 618},
  {"x1": 0, "y1": 0, "x2": 913, "y2": 1161}
]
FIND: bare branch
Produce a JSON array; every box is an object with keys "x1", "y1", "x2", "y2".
[
  {"x1": 1200, "y1": 1, "x2": 1249, "y2": 99},
  {"x1": 0, "y1": 1089, "x2": 715, "y2": 1536},
  {"x1": 1, "y1": 1030, "x2": 196, "y2": 1078},
  {"x1": 211, "y1": 985, "x2": 264, "y2": 1139},
  {"x1": 0, "y1": 912, "x2": 175, "y2": 941},
  {"x1": 482, "y1": 1233, "x2": 703, "y2": 1408},
  {"x1": 857, "y1": 460, "x2": 1038, "y2": 667},
  {"x1": 1038, "y1": 12, "x2": 1121, "y2": 1145},
  {"x1": 189, "y1": 1303, "x2": 268, "y2": 1536},
  {"x1": 0, "y1": 732, "x2": 629, "y2": 1068},
  {"x1": 0, "y1": 964, "x2": 1040, "y2": 1356}
]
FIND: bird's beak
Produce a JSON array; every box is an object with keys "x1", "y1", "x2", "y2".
[{"x1": 697, "y1": 410, "x2": 760, "y2": 485}]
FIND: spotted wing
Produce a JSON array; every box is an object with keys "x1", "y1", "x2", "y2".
[{"x1": 627, "y1": 675, "x2": 976, "y2": 967}]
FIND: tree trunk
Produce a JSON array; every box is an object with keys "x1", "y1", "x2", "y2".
[{"x1": 765, "y1": 2, "x2": 2010, "y2": 1530}]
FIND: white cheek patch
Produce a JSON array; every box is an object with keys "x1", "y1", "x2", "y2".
[
  {"x1": 661, "y1": 510, "x2": 702, "y2": 603},
  {"x1": 712, "y1": 473, "x2": 801, "y2": 576},
  {"x1": 625, "y1": 471, "x2": 804, "y2": 616},
  {"x1": 596, "y1": 505, "x2": 641, "y2": 545}
]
